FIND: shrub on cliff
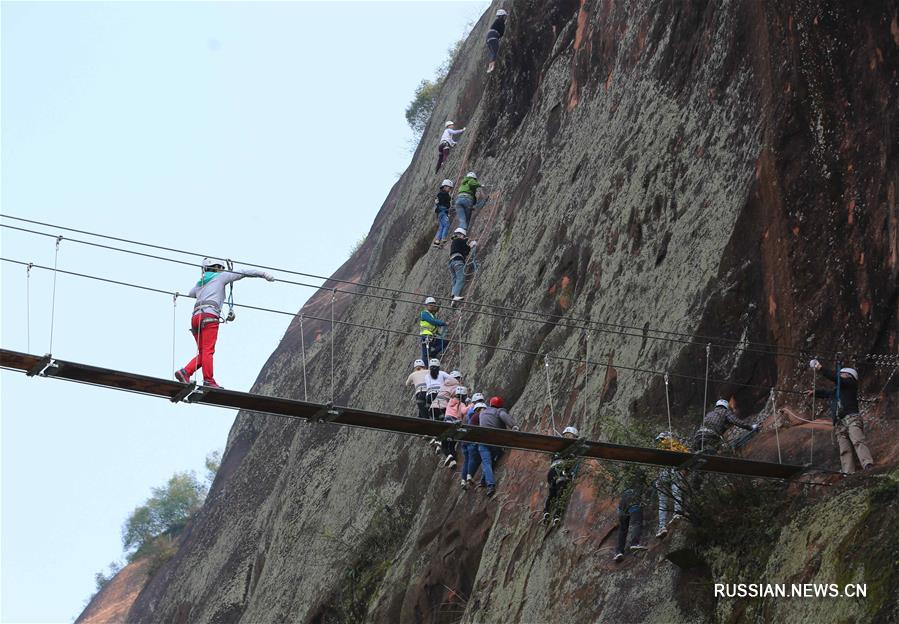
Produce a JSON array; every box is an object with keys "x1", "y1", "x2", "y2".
[{"x1": 404, "y1": 34, "x2": 467, "y2": 141}]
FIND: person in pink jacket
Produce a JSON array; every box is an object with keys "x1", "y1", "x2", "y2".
[{"x1": 439, "y1": 384, "x2": 469, "y2": 469}]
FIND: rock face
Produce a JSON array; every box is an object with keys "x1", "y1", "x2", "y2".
[{"x1": 120, "y1": 1, "x2": 898, "y2": 623}]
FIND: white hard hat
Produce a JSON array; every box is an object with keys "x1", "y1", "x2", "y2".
[
  {"x1": 424, "y1": 296, "x2": 438, "y2": 305},
  {"x1": 496, "y1": 9, "x2": 508, "y2": 17},
  {"x1": 809, "y1": 358, "x2": 821, "y2": 369},
  {"x1": 429, "y1": 358, "x2": 441, "y2": 367},
  {"x1": 471, "y1": 392, "x2": 485, "y2": 402},
  {"x1": 715, "y1": 399, "x2": 730, "y2": 409},
  {"x1": 441, "y1": 179, "x2": 454, "y2": 188},
  {"x1": 202, "y1": 257, "x2": 226, "y2": 270},
  {"x1": 454, "y1": 386, "x2": 468, "y2": 396},
  {"x1": 473, "y1": 402, "x2": 488, "y2": 410},
  {"x1": 453, "y1": 227, "x2": 467, "y2": 236},
  {"x1": 466, "y1": 171, "x2": 477, "y2": 179},
  {"x1": 413, "y1": 359, "x2": 425, "y2": 368},
  {"x1": 562, "y1": 426, "x2": 579, "y2": 437},
  {"x1": 839, "y1": 367, "x2": 859, "y2": 380},
  {"x1": 450, "y1": 370, "x2": 462, "y2": 379},
  {"x1": 445, "y1": 120, "x2": 455, "y2": 127}
]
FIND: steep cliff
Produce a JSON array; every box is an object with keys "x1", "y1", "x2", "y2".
[{"x1": 119, "y1": 1, "x2": 898, "y2": 622}]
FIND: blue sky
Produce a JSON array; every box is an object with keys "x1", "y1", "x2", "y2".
[{"x1": 0, "y1": 2, "x2": 488, "y2": 621}]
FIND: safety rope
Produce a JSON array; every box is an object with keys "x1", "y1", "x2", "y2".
[
  {"x1": 223, "y1": 259, "x2": 236, "y2": 323},
  {"x1": 582, "y1": 331, "x2": 590, "y2": 424},
  {"x1": 810, "y1": 366, "x2": 816, "y2": 465},
  {"x1": 3, "y1": 215, "x2": 891, "y2": 362},
  {"x1": 0, "y1": 257, "x2": 856, "y2": 398},
  {"x1": 330, "y1": 288, "x2": 336, "y2": 404},
  {"x1": 299, "y1": 313, "x2": 308, "y2": 401},
  {"x1": 171, "y1": 293, "x2": 179, "y2": 375},
  {"x1": 700, "y1": 343, "x2": 710, "y2": 452},
  {"x1": 25, "y1": 262, "x2": 33, "y2": 352},
  {"x1": 771, "y1": 388, "x2": 782, "y2": 464},
  {"x1": 48, "y1": 236, "x2": 63, "y2": 354},
  {"x1": 544, "y1": 354, "x2": 560, "y2": 435},
  {"x1": 664, "y1": 372, "x2": 673, "y2": 433}
]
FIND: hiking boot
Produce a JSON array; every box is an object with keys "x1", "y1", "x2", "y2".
[
  {"x1": 460, "y1": 479, "x2": 468, "y2": 489},
  {"x1": 204, "y1": 381, "x2": 223, "y2": 390},
  {"x1": 452, "y1": 295, "x2": 465, "y2": 302},
  {"x1": 863, "y1": 463, "x2": 874, "y2": 470},
  {"x1": 551, "y1": 517, "x2": 561, "y2": 527},
  {"x1": 629, "y1": 544, "x2": 648, "y2": 552},
  {"x1": 432, "y1": 240, "x2": 441, "y2": 247},
  {"x1": 656, "y1": 528, "x2": 669, "y2": 539},
  {"x1": 174, "y1": 369, "x2": 190, "y2": 384},
  {"x1": 613, "y1": 552, "x2": 624, "y2": 562},
  {"x1": 485, "y1": 486, "x2": 496, "y2": 498},
  {"x1": 448, "y1": 459, "x2": 457, "y2": 469},
  {"x1": 540, "y1": 512, "x2": 550, "y2": 525},
  {"x1": 442, "y1": 455, "x2": 455, "y2": 468},
  {"x1": 670, "y1": 513, "x2": 684, "y2": 524}
]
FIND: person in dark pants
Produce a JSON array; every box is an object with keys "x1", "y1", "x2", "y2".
[
  {"x1": 405, "y1": 359, "x2": 429, "y2": 419},
  {"x1": 486, "y1": 9, "x2": 508, "y2": 73},
  {"x1": 419, "y1": 297, "x2": 448, "y2": 361},
  {"x1": 448, "y1": 228, "x2": 477, "y2": 301},
  {"x1": 613, "y1": 467, "x2": 648, "y2": 562},
  {"x1": 461, "y1": 399, "x2": 487, "y2": 489},
  {"x1": 542, "y1": 426, "x2": 580, "y2": 526},
  {"x1": 433, "y1": 179, "x2": 454, "y2": 247},
  {"x1": 807, "y1": 359, "x2": 873, "y2": 474},
  {"x1": 436, "y1": 121, "x2": 466, "y2": 173}
]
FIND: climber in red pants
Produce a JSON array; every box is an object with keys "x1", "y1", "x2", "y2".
[{"x1": 175, "y1": 257, "x2": 274, "y2": 388}]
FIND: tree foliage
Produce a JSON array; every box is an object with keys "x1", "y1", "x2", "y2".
[
  {"x1": 404, "y1": 33, "x2": 467, "y2": 141},
  {"x1": 122, "y1": 471, "x2": 207, "y2": 559}
]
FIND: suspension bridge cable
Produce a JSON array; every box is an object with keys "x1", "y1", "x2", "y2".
[
  {"x1": 5, "y1": 256, "x2": 891, "y2": 399},
  {"x1": 4, "y1": 215, "x2": 883, "y2": 362}
]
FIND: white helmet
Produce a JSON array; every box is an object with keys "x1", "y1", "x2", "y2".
[
  {"x1": 429, "y1": 358, "x2": 441, "y2": 368},
  {"x1": 424, "y1": 296, "x2": 438, "y2": 305},
  {"x1": 471, "y1": 392, "x2": 485, "y2": 402},
  {"x1": 445, "y1": 120, "x2": 455, "y2": 127},
  {"x1": 450, "y1": 370, "x2": 462, "y2": 379},
  {"x1": 413, "y1": 359, "x2": 425, "y2": 368},
  {"x1": 441, "y1": 179, "x2": 454, "y2": 188},
  {"x1": 473, "y1": 402, "x2": 488, "y2": 410},
  {"x1": 562, "y1": 426, "x2": 579, "y2": 437},
  {"x1": 496, "y1": 9, "x2": 508, "y2": 17},
  {"x1": 840, "y1": 367, "x2": 859, "y2": 380},
  {"x1": 715, "y1": 399, "x2": 730, "y2": 409},
  {"x1": 453, "y1": 227, "x2": 467, "y2": 236},
  {"x1": 454, "y1": 386, "x2": 468, "y2": 396},
  {"x1": 466, "y1": 171, "x2": 477, "y2": 179},
  {"x1": 202, "y1": 257, "x2": 226, "y2": 270}
]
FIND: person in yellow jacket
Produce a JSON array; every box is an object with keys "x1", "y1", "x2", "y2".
[
  {"x1": 654, "y1": 431, "x2": 689, "y2": 538},
  {"x1": 419, "y1": 296, "x2": 448, "y2": 361}
]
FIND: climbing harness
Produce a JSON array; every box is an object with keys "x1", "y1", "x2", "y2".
[
  {"x1": 223, "y1": 259, "x2": 236, "y2": 323},
  {"x1": 544, "y1": 354, "x2": 560, "y2": 435},
  {"x1": 48, "y1": 236, "x2": 63, "y2": 354},
  {"x1": 299, "y1": 313, "x2": 308, "y2": 401}
]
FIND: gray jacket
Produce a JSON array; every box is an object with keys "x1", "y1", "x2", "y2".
[{"x1": 479, "y1": 406, "x2": 518, "y2": 430}]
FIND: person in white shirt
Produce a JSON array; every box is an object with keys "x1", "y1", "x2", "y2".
[
  {"x1": 424, "y1": 358, "x2": 451, "y2": 419},
  {"x1": 435, "y1": 120, "x2": 466, "y2": 173},
  {"x1": 175, "y1": 257, "x2": 274, "y2": 388},
  {"x1": 405, "y1": 359, "x2": 430, "y2": 419}
]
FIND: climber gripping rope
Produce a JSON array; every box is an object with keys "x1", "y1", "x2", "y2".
[
  {"x1": 435, "y1": 120, "x2": 465, "y2": 173},
  {"x1": 175, "y1": 258, "x2": 274, "y2": 389}
]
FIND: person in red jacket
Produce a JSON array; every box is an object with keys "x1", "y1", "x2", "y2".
[{"x1": 175, "y1": 258, "x2": 274, "y2": 388}]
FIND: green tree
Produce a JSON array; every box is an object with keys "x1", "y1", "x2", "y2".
[
  {"x1": 204, "y1": 450, "x2": 221, "y2": 485},
  {"x1": 405, "y1": 79, "x2": 443, "y2": 139},
  {"x1": 122, "y1": 471, "x2": 206, "y2": 559}
]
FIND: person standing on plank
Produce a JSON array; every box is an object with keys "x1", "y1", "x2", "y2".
[{"x1": 175, "y1": 258, "x2": 274, "y2": 388}]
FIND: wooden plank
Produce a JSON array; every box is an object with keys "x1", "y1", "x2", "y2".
[{"x1": 0, "y1": 349, "x2": 808, "y2": 479}]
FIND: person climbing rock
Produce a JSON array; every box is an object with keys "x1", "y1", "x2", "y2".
[
  {"x1": 613, "y1": 467, "x2": 648, "y2": 562},
  {"x1": 475, "y1": 396, "x2": 519, "y2": 497},
  {"x1": 485, "y1": 9, "x2": 508, "y2": 73},
  {"x1": 433, "y1": 179, "x2": 454, "y2": 247},
  {"x1": 175, "y1": 258, "x2": 274, "y2": 388},
  {"x1": 431, "y1": 369, "x2": 462, "y2": 420},
  {"x1": 440, "y1": 384, "x2": 469, "y2": 469},
  {"x1": 424, "y1": 358, "x2": 451, "y2": 421},
  {"x1": 692, "y1": 398, "x2": 757, "y2": 454},
  {"x1": 542, "y1": 426, "x2": 581, "y2": 526},
  {"x1": 448, "y1": 228, "x2": 477, "y2": 301},
  {"x1": 807, "y1": 360, "x2": 873, "y2": 474},
  {"x1": 405, "y1": 359, "x2": 430, "y2": 419},
  {"x1": 419, "y1": 296, "x2": 448, "y2": 362},
  {"x1": 454, "y1": 172, "x2": 484, "y2": 232},
  {"x1": 436, "y1": 120, "x2": 465, "y2": 173},
  {"x1": 654, "y1": 431, "x2": 689, "y2": 538},
  {"x1": 461, "y1": 399, "x2": 488, "y2": 489}
]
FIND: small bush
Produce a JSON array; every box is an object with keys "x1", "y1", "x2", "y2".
[{"x1": 404, "y1": 31, "x2": 468, "y2": 141}]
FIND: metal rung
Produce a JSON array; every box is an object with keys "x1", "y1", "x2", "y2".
[
  {"x1": 170, "y1": 382, "x2": 198, "y2": 403},
  {"x1": 26, "y1": 354, "x2": 60, "y2": 378},
  {"x1": 311, "y1": 403, "x2": 342, "y2": 423}
]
